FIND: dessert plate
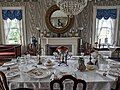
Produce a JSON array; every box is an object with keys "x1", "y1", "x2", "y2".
[{"x1": 6, "y1": 70, "x2": 19, "y2": 78}]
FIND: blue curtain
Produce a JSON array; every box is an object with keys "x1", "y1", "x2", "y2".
[
  {"x1": 96, "y1": 9, "x2": 117, "y2": 20},
  {"x1": 2, "y1": 10, "x2": 22, "y2": 20}
]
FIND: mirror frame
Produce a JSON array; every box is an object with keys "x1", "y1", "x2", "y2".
[{"x1": 45, "y1": 5, "x2": 74, "y2": 34}]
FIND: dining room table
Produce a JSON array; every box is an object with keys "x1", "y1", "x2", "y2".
[{"x1": 0, "y1": 55, "x2": 119, "y2": 90}]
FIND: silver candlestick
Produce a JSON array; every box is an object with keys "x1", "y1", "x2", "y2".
[
  {"x1": 87, "y1": 44, "x2": 94, "y2": 65},
  {"x1": 36, "y1": 27, "x2": 42, "y2": 65}
]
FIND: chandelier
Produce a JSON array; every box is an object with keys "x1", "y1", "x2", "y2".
[{"x1": 56, "y1": 0, "x2": 88, "y2": 17}]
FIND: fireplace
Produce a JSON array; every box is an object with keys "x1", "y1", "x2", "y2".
[
  {"x1": 45, "y1": 45, "x2": 72, "y2": 55},
  {"x1": 41, "y1": 37, "x2": 79, "y2": 55}
]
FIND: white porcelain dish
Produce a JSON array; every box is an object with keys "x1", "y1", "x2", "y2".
[{"x1": 26, "y1": 68, "x2": 51, "y2": 78}]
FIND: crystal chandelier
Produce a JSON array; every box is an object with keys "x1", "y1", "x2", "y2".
[{"x1": 56, "y1": 0, "x2": 88, "y2": 17}]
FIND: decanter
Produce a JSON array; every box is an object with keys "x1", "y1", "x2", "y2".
[{"x1": 78, "y1": 57, "x2": 86, "y2": 72}]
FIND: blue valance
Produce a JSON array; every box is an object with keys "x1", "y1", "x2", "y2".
[
  {"x1": 2, "y1": 10, "x2": 22, "y2": 20},
  {"x1": 96, "y1": 9, "x2": 117, "y2": 20}
]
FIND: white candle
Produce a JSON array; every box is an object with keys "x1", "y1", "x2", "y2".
[
  {"x1": 90, "y1": 38, "x2": 91, "y2": 44},
  {"x1": 80, "y1": 39, "x2": 82, "y2": 45},
  {"x1": 46, "y1": 38, "x2": 48, "y2": 44},
  {"x1": 38, "y1": 37, "x2": 41, "y2": 44}
]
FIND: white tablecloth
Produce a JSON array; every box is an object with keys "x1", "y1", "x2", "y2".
[{"x1": 0, "y1": 56, "x2": 118, "y2": 90}]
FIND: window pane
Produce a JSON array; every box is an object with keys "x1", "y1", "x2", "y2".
[
  {"x1": 96, "y1": 18, "x2": 115, "y2": 45},
  {"x1": 4, "y1": 18, "x2": 21, "y2": 44}
]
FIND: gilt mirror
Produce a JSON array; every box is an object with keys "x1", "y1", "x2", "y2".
[{"x1": 45, "y1": 5, "x2": 74, "y2": 34}]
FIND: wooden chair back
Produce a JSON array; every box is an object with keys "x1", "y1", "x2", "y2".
[
  {"x1": 50, "y1": 75, "x2": 87, "y2": 90},
  {"x1": 0, "y1": 71, "x2": 9, "y2": 90},
  {"x1": 115, "y1": 76, "x2": 120, "y2": 90},
  {"x1": 13, "y1": 88, "x2": 33, "y2": 90}
]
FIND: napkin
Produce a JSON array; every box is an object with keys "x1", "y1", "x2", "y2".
[
  {"x1": 50, "y1": 73, "x2": 59, "y2": 81},
  {"x1": 50, "y1": 69, "x2": 69, "y2": 81},
  {"x1": 2, "y1": 62, "x2": 16, "y2": 67},
  {"x1": 96, "y1": 70, "x2": 117, "y2": 81},
  {"x1": 19, "y1": 64, "x2": 36, "y2": 72},
  {"x1": 108, "y1": 68, "x2": 120, "y2": 77},
  {"x1": 109, "y1": 64, "x2": 120, "y2": 68},
  {"x1": 0, "y1": 66, "x2": 8, "y2": 71},
  {"x1": 108, "y1": 60, "x2": 120, "y2": 68}
]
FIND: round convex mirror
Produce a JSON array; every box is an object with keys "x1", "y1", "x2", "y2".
[
  {"x1": 50, "y1": 10, "x2": 68, "y2": 29},
  {"x1": 45, "y1": 5, "x2": 74, "y2": 34}
]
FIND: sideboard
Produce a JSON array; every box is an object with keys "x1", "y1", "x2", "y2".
[{"x1": 0, "y1": 44, "x2": 21, "y2": 60}]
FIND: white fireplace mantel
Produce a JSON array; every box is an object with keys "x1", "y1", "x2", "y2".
[{"x1": 41, "y1": 37, "x2": 79, "y2": 55}]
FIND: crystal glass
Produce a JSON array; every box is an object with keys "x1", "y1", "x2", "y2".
[
  {"x1": 56, "y1": 0, "x2": 88, "y2": 16},
  {"x1": 108, "y1": 47, "x2": 116, "y2": 58},
  {"x1": 81, "y1": 52, "x2": 84, "y2": 56}
]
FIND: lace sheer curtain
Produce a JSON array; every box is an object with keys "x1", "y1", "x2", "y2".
[
  {"x1": 96, "y1": 18, "x2": 116, "y2": 45},
  {"x1": 95, "y1": 8, "x2": 118, "y2": 46}
]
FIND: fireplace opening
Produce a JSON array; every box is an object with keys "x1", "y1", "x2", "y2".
[{"x1": 45, "y1": 45, "x2": 72, "y2": 55}]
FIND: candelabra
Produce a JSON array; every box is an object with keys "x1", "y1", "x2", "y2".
[
  {"x1": 36, "y1": 27, "x2": 42, "y2": 65},
  {"x1": 87, "y1": 44, "x2": 94, "y2": 65}
]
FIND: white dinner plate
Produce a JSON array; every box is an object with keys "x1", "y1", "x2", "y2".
[{"x1": 26, "y1": 68, "x2": 51, "y2": 78}]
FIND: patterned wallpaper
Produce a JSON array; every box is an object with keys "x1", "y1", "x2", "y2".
[{"x1": 0, "y1": 0, "x2": 120, "y2": 45}]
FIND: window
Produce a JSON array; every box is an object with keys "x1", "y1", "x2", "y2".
[
  {"x1": 96, "y1": 17, "x2": 115, "y2": 45},
  {"x1": 4, "y1": 18, "x2": 22, "y2": 44},
  {"x1": 1, "y1": 7, "x2": 26, "y2": 46},
  {"x1": 93, "y1": 6, "x2": 119, "y2": 46}
]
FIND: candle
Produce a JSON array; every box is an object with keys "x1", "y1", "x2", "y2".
[
  {"x1": 38, "y1": 37, "x2": 41, "y2": 44},
  {"x1": 46, "y1": 38, "x2": 48, "y2": 44},
  {"x1": 80, "y1": 39, "x2": 82, "y2": 45},
  {"x1": 90, "y1": 38, "x2": 91, "y2": 44}
]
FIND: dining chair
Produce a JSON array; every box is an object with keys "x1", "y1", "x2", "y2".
[
  {"x1": 0, "y1": 71, "x2": 9, "y2": 90},
  {"x1": 50, "y1": 75, "x2": 87, "y2": 90},
  {"x1": 111, "y1": 76, "x2": 120, "y2": 90},
  {"x1": 13, "y1": 88, "x2": 33, "y2": 90},
  {"x1": 0, "y1": 71, "x2": 33, "y2": 90}
]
